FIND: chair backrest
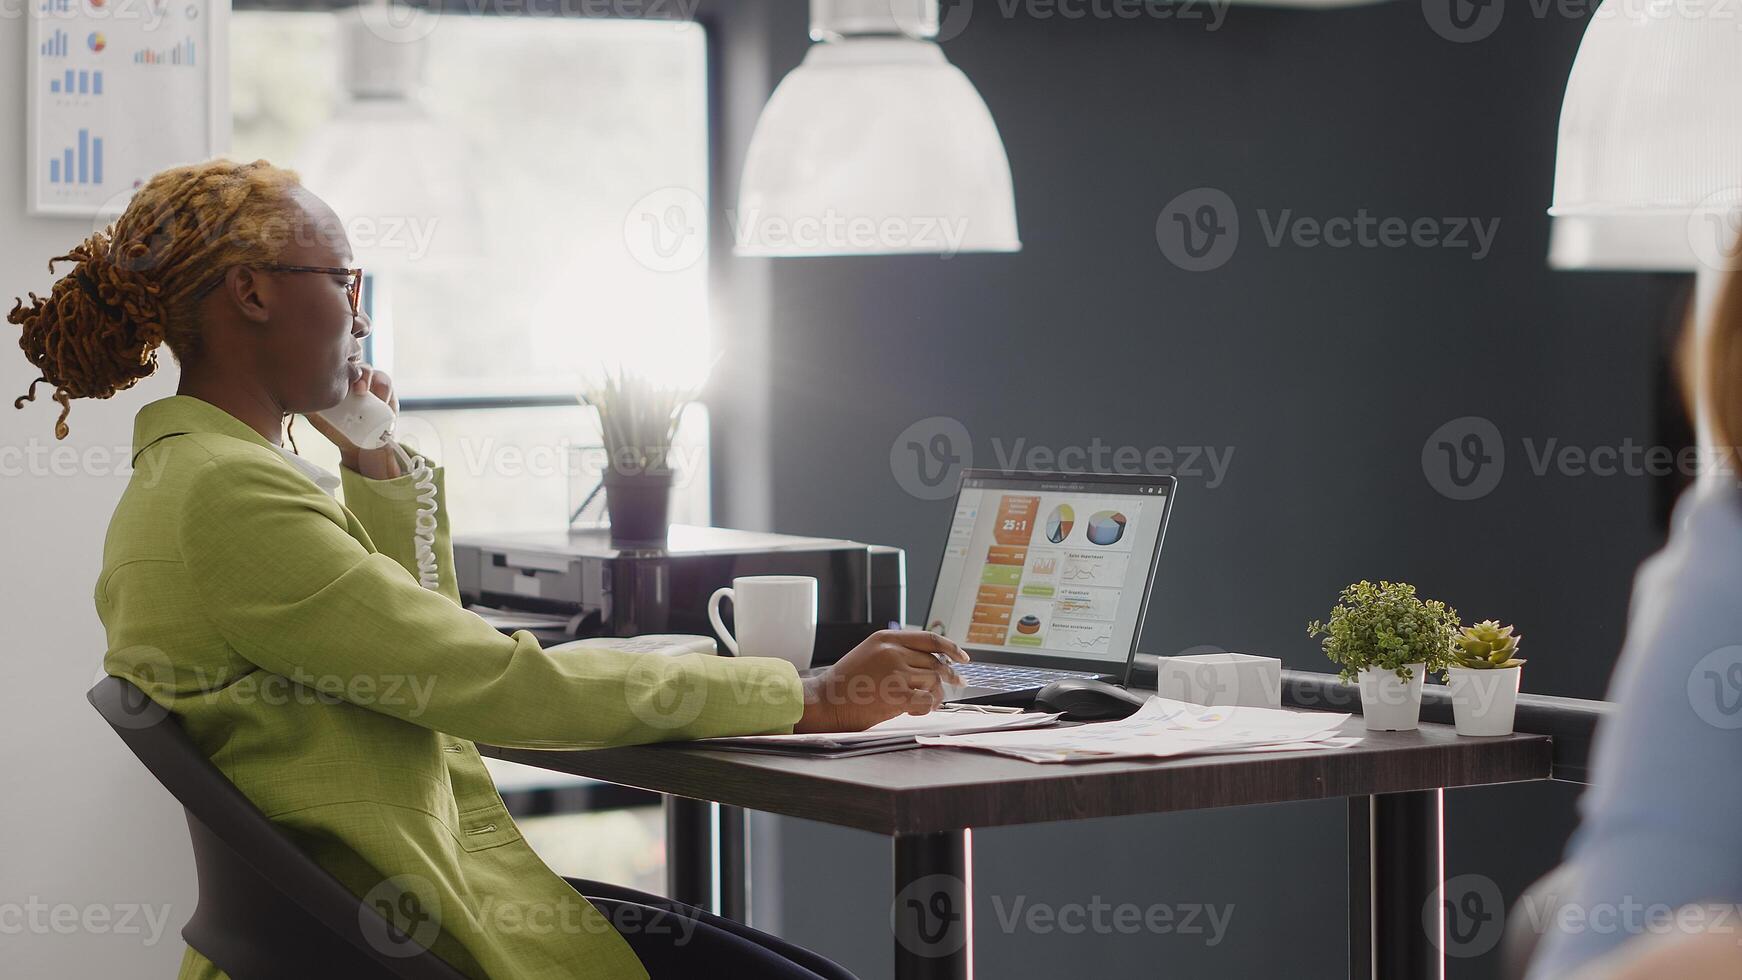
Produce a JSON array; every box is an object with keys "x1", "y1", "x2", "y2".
[{"x1": 87, "y1": 675, "x2": 469, "y2": 980}]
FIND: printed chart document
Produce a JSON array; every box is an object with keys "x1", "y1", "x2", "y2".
[
  {"x1": 916, "y1": 697, "x2": 1353, "y2": 764},
  {"x1": 697, "y1": 709, "x2": 1064, "y2": 753}
]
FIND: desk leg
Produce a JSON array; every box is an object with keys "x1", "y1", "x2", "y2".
[
  {"x1": 664, "y1": 798, "x2": 751, "y2": 923},
  {"x1": 719, "y1": 804, "x2": 749, "y2": 923},
  {"x1": 892, "y1": 829, "x2": 972, "y2": 980},
  {"x1": 1358, "y1": 790, "x2": 1444, "y2": 980},
  {"x1": 664, "y1": 796, "x2": 712, "y2": 910},
  {"x1": 1349, "y1": 796, "x2": 1373, "y2": 980}
]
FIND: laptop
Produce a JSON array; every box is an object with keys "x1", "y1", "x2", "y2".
[{"x1": 921, "y1": 469, "x2": 1178, "y2": 706}]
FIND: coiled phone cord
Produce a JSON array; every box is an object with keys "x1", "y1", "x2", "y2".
[{"x1": 386, "y1": 439, "x2": 441, "y2": 592}]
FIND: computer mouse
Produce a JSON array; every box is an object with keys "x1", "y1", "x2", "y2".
[{"x1": 1032, "y1": 678, "x2": 1148, "y2": 721}]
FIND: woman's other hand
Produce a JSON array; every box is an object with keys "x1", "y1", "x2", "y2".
[
  {"x1": 305, "y1": 363, "x2": 402, "y2": 480},
  {"x1": 794, "y1": 630, "x2": 971, "y2": 733}
]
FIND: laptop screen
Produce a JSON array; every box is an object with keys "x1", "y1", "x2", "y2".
[{"x1": 925, "y1": 471, "x2": 1176, "y2": 671}]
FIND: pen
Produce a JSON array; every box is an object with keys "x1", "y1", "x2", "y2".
[{"x1": 891, "y1": 620, "x2": 971, "y2": 685}]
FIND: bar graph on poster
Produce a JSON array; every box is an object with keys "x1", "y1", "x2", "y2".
[{"x1": 27, "y1": 0, "x2": 226, "y2": 216}]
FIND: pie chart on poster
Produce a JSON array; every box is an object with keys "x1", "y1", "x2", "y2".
[
  {"x1": 1045, "y1": 504, "x2": 1075, "y2": 544},
  {"x1": 1086, "y1": 511, "x2": 1127, "y2": 546}
]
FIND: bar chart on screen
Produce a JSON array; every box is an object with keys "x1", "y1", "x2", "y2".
[{"x1": 28, "y1": 0, "x2": 218, "y2": 214}]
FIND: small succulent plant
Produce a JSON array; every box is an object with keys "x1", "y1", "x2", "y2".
[{"x1": 1450, "y1": 621, "x2": 1524, "y2": 670}]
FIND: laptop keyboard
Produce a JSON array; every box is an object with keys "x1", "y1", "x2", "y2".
[{"x1": 952, "y1": 661, "x2": 1105, "y2": 692}]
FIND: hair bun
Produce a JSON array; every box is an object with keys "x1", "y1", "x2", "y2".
[
  {"x1": 9, "y1": 157, "x2": 302, "y2": 439},
  {"x1": 8, "y1": 233, "x2": 171, "y2": 438}
]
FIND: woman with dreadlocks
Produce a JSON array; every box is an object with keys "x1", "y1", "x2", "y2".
[{"x1": 11, "y1": 158, "x2": 966, "y2": 979}]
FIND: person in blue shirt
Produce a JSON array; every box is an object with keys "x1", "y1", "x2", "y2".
[{"x1": 1527, "y1": 275, "x2": 1742, "y2": 978}]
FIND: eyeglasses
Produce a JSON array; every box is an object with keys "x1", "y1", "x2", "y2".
[{"x1": 258, "y1": 263, "x2": 365, "y2": 315}]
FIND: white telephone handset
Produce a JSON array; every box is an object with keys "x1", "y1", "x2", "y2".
[
  {"x1": 317, "y1": 388, "x2": 398, "y2": 451},
  {"x1": 316, "y1": 390, "x2": 441, "y2": 592}
]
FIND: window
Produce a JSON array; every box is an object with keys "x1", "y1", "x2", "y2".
[{"x1": 232, "y1": 11, "x2": 711, "y2": 530}]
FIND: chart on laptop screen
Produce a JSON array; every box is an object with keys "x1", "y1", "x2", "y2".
[{"x1": 926, "y1": 475, "x2": 1172, "y2": 666}]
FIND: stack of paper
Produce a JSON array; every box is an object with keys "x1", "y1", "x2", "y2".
[
  {"x1": 698, "y1": 709, "x2": 1063, "y2": 754},
  {"x1": 916, "y1": 697, "x2": 1354, "y2": 764}
]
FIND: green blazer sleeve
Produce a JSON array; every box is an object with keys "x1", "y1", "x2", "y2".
[
  {"x1": 339, "y1": 459, "x2": 461, "y2": 605},
  {"x1": 177, "y1": 453, "x2": 804, "y2": 748}
]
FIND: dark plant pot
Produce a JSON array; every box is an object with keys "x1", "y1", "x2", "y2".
[{"x1": 603, "y1": 470, "x2": 674, "y2": 548}]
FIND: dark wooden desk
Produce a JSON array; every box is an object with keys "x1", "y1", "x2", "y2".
[{"x1": 486, "y1": 718, "x2": 1550, "y2": 980}]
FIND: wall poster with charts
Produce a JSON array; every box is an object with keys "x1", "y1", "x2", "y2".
[{"x1": 27, "y1": 0, "x2": 227, "y2": 217}]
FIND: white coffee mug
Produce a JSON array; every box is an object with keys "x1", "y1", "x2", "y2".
[{"x1": 707, "y1": 575, "x2": 818, "y2": 669}]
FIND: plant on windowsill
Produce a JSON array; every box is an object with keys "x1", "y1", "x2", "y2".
[
  {"x1": 1307, "y1": 580, "x2": 1459, "y2": 732},
  {"x1": 581, "y1": 368, "x2": 700, "y2": 548},
  {"x1": 1441, "y1": 621, "x2": 1525, "y2": 737}
]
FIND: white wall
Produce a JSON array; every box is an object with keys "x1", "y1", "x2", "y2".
[{"x1": 1, "y1": 16, "x2": 197, "y2": 975}]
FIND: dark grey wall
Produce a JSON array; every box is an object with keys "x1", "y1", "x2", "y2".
[{"x1": 712, "y1": 2, "x2": 1684, "y2": 976}]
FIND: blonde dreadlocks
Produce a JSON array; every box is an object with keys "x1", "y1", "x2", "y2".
[{"x1": 9, "y1": 158, "x2": 302, "y2": 438}]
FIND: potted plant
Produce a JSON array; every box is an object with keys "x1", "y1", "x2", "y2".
[
  {"x1": 1307, "y1": 580, "x2": 1459, "y2": 731},
  {"x1": 581, "y1": 368, "x2": 699, "y2": 548},
  {"x1": 1442, "y1": 621, "x2": 1525, "y2": 737}
]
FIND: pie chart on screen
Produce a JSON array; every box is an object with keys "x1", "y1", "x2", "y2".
[
  {"x1": 1086, "y1": 511, "x2": 1127, "y2": 546},
  {"x1": 1045, "y1": 504, "x2": 1075, "y2": 543}
]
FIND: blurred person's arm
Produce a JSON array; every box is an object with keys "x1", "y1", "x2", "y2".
[
  {"x1": 1527, "y1": 488, "x2": 1742, "y2": 977},
  {"x1": 1569, "y1": 905, "x2": 1742, "y2": 980}
]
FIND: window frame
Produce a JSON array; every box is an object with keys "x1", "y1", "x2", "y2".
[{"x1": 232, "y1": 0, "x2": 726, "y2": 415}]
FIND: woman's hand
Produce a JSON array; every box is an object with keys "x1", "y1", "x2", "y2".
[
  {"x1": 305, "y1": 364, "x2": 401, "y2": 480},
  {"x1": 793, "y1": 630, "x2": 971, "y2": 733}
]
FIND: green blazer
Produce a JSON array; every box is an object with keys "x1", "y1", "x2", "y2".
[{"x1": 97, "y1": 396, "x2": 805, "y2": 980}]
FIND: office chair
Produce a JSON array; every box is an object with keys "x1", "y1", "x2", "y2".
[
  {"x1": 88, "y1": 674, "x2": 474, "y2": 979},
  {"x1": 89, "y1": 675, "x2": 859, "y2": 980}
]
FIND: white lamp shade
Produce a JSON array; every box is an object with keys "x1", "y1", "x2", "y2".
[
  {"x1": 1549, "y1": 0, "x2": 1742, "y2": 270},
  {"x1": 735, "y1": 37, "x2": 1020, "y2": 257}
]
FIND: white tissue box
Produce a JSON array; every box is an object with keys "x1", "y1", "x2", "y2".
[{"x1": 1153, "y1": 652, "x2": 1282, "y2": 708}]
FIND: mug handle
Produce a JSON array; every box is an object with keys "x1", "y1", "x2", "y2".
[{"x1": 707, "y1": 587, "x2": 739, "y2": 656}]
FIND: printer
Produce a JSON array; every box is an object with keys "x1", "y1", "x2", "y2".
[{"x1": 454, "y1": 525, "x2": 907, "y2": 661}]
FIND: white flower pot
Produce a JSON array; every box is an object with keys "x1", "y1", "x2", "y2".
[
  {"x1": 1446, "y1": 665, "x2": 1521, "y2": 737},
  {"x1": 1358, "y1": 663, "x2": 1427, "y2": 731}
]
